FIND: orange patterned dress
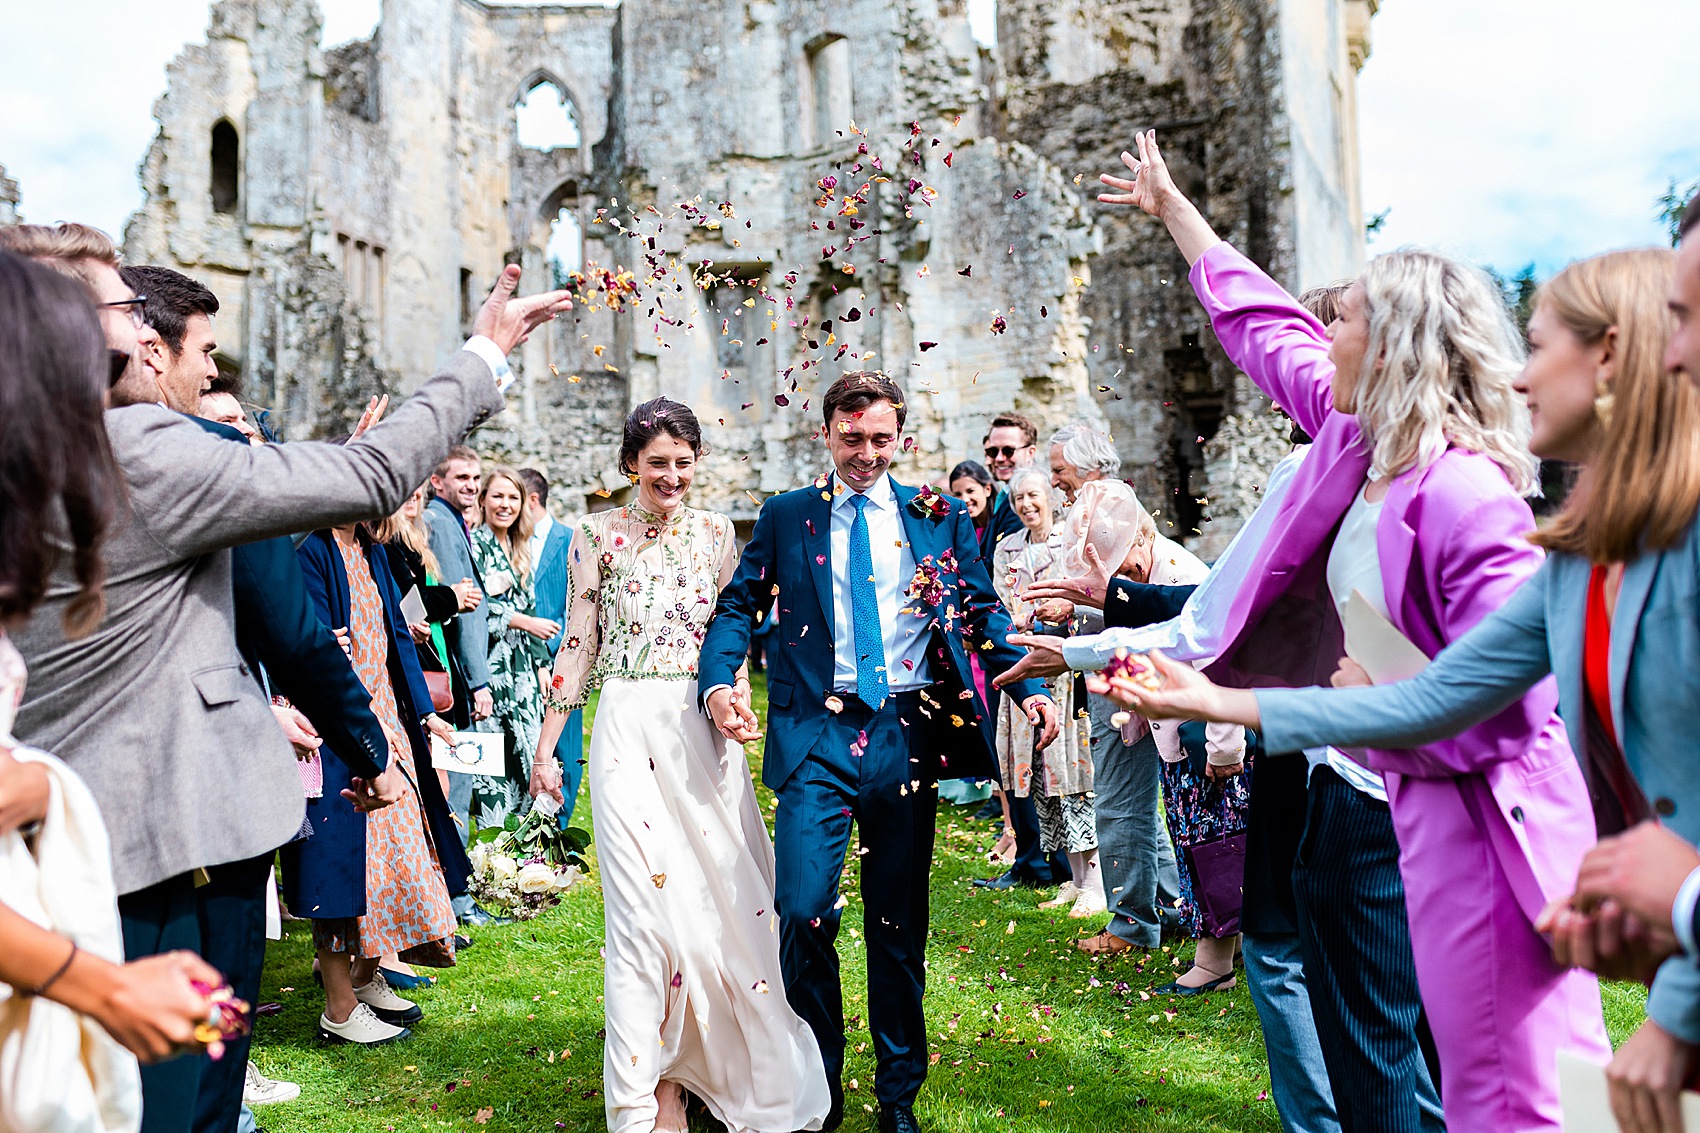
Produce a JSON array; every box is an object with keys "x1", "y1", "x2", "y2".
[{"x1": 333, "y1": 528, "x2": 457, "y2": 966}]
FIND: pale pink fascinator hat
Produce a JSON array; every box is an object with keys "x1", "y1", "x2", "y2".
[{"x1": 1060, "y1": 479, "x2": 1155, "y2": 578}]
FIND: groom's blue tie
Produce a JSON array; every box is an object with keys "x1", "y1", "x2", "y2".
[{"x1": 848, "y1": 494, "x2": 888, "y2": 711}]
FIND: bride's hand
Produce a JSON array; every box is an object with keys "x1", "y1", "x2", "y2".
[
  {"x1": 706, "y1": 685, "x2": 762, "y2": 743},
  {"x1": 529, "y1": 758, "x2": 564, "y2": 804}
]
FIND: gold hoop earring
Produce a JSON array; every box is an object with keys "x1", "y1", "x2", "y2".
[
  {"x1": 627, "y1": 472, "x2": 640, "y2": 486},
  {"x1": 1594, "y1": 378, "x2": 1615, "y2": 431}
]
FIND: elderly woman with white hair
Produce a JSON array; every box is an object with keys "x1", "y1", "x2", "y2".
[{"x1": 990, "y1": 467, "x2": 1102, "y2": 916}]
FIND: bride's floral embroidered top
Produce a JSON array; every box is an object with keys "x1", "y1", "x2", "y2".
[{"x1": 546, "y1": 505, "x2": 738, "y2": 710}]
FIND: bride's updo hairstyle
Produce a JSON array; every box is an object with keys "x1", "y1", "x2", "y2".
[{"x1": 619, "y1": 397, "x2": 705, "y2": 473}]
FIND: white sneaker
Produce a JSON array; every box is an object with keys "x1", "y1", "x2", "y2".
[
  {"x1": 1069, "y1": 884, "x2": 1108, "y2": 918},
  {"x1": 317, "y1": 1002, "x2": 411, "y2": 1045},
  {"x1": 1038, "y1": 882, "x2": 1081, "y2": 909},
  {"x1": 243, "y1": 1060, "x2": 301, "y2": 1105},
  {"x1": 353, "y1": 971, "x2": 423, "y2": 1025}
]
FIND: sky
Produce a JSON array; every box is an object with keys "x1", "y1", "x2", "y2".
[{"x1": 1, "y1": 0, "x2": 1696, "y2": 279}]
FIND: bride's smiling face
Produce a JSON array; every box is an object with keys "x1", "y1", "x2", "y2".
[{"x1": 635, "y1": 433, "x2": 697, "y2": 513}]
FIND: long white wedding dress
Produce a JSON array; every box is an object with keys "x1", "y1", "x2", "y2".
[{"x1": 550, "y1": 504, "x2": 828, "y2": 1133}]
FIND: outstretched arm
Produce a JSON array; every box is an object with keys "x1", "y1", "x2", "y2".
[{"x1": 1101, "y1": 130, "x2": 1338, "y2": 437}]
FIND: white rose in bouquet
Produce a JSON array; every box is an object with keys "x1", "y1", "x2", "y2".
[
  {"x1": 517, "y1": 862, "x2": 558, "y2": 894},
  {"x1": 490, "y1": 853, "x2": 520, "y2": 881}
]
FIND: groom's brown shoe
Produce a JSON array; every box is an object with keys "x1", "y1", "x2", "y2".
[{"x1": 877, "y1": 1103, "x2": 921, "y2": 1133}]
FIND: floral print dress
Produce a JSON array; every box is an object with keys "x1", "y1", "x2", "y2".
[{"x1": 469, "y1": 527, "x2": 549, "y2": 828}]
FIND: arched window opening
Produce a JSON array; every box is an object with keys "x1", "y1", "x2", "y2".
[
  {"x1": 516, "y1": 80, "x2": 582, "y2": 151},
  {"x1": 211, "y1": 119, "x2": 240, "y2": 215},
  {"x1": 802, "y1": 36, "x2": 851, "y2": 149},
  {"x1": 546, "y1": 205, "x2": 584, "y2": 286}
]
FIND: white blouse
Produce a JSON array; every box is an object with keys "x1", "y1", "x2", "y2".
[{"x1": 1315, "y1": 485, "x2": 1390, "y2": 802}]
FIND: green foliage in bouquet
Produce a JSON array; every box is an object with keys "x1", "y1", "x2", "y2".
[{"x1": 469, "y1": 807, "x2": 591, "y2": 919}]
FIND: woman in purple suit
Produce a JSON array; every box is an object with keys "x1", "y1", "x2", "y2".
[{"x1": 1090, "y1": 132, "x2": 1609, "y2": 1132}]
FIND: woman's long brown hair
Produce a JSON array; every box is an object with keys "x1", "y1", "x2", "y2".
[{"x1": 1529, "y1": 248, "x2": 1693, "y2": 563}]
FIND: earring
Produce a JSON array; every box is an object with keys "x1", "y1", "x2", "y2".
[
  {"x1": 627, "y1": 473, "x2": 640, "y2": 486},
  {"x1": 1594, "y1": 378, "x2": 1615, "y2": 431}
]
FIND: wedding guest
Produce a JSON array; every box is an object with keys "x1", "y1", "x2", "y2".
[
  {"x1": 1067, "y1": 479, "x2": 1247, "y2": 989},
  {"x1": 1, "y1": 221, "x2": 567, "y2": 1131},
  {"x1": 1088, "y1": 131, "x2": 1610, "y2": 1131},
  {"x1": 468, "y1": 466, "x2": 560, "y2": 826},
  {"x1": 1039, "y1": 424, "x2": 1183, "y2": 960},
  {"x1": 295, "y1": 521, "x2": 469, "y2": 1045},
  {"x1": 950, "y1": 459, "x2": 1018, "y2": 568},
  {"x1": 518, "y1": 468, "x2": 585, "y2": 824},
  {"x1": 0, "y1": 247, "x2": 219, "y2": 1089},
  {"x1": 424, "y1": 447, "x2": 510, "y2": 928},
  {"x1": 991, "y1": 468, "x2": 1102, "y2": 917}
]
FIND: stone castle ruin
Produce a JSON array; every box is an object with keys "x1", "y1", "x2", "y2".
[{"x1": 123, "y1": 0, "x2": 1377, "y2": 547}]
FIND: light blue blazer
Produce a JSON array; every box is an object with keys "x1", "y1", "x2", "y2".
[{"x1": 1257, "y1": 519, "x2": 1700, "y2": 1043}]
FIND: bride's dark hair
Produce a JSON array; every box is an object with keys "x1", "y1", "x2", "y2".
[{"x1": 619, "y1": 397, "x2": 704, "y2": 473}]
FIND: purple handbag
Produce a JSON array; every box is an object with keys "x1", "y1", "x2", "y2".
[{"x1": 1184, "y1": 833, "x2": 1246, "y2": 937}]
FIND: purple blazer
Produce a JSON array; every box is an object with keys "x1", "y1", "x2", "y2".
[{"x1": 1191, "y1": 242, "x2": 1594, "y2": 926}]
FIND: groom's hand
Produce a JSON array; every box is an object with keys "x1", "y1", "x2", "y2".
[
  {"x1": 1023, "y1": 695, "x2": 1060, "y2": 750},
  {"x1": 706, "y1": 685, "x2": 763, "y2": 743}
]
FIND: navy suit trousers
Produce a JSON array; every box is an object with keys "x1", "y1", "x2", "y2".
[{"x1": 774, "y1": 690, "x2": 939, "y2": 1108}]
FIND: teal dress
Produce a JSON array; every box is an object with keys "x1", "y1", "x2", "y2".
[{"x1": 469, "y1": 527, "x2": 550, "y2": 827}]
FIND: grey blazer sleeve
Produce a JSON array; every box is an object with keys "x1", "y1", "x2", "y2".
[
  {"x1": 1647, "y1": 954, "x2": 1700, "y2": 1045},
  {"x1": 1255, "y1": 562, "x2": 1556, "y2": 755},
  {"x1": 108, "y1": 351, "x2": 502, "y2": 561},
  {"x1": 426, "y1": 505, "x2": 492, "y2": 689}
]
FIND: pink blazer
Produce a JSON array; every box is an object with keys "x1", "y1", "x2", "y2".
[{"x1": 1191, "y1": 242, "x2": 1596, "y2": 926}]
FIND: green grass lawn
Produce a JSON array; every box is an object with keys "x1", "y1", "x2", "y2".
[{"x1": 251, "y1": 677, "x2": 1649, "y2": 1132}]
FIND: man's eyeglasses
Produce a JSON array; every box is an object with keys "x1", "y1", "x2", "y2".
[
  {"x1": 984, "y1": 445, "x2": 1025, "y2": 460},
  {"x1": 100, "y1": 296, "x2": 147, "y2": 328}
]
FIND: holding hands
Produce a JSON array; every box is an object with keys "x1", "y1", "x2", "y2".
[{"x1": 707, "y1": 678, "x2": 763, "y2": 745}]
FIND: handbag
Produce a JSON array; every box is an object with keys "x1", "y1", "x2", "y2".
[
  {"x1": 1184, "y1": 833, "x2": 1247, "y2": 938},
  {"x1": 419, "y1": 637, "x2": 454, "y2": 714},
  {"x1": 0, "y1": 746, "x2": 142, "y2": 1132}
]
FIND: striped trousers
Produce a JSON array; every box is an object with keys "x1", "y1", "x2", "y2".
[{"x1": 1291, "y1": 768, "x2": 1446, "y2": 1133}]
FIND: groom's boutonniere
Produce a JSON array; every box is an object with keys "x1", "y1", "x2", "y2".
[{"x1": 909, "y1": 484, "x2": 952, "y2": 520}]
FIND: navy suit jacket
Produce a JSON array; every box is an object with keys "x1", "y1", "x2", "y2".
[
  {"x1": 1103, "y1": 579, "x2": 1197, "y2": 631},
  {"x1": 532, "y1": 518, "x2": 572, "y2": 656},
  {"x1": 699, "y1": 476, "x2": 1047, "y2": 790},
  {"x1": 186, "y1": 416, "x2": 387, "y2": 780}
]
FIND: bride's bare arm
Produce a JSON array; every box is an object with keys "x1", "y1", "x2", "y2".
[{"x1": 531, "y1": 522, "x2": 601, "y2": 799}]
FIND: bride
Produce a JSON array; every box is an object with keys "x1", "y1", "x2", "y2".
[{"x1": 530, "y1": 398, "x2": 828, "y2": 1133}]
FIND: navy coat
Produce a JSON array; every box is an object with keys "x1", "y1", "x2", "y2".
[
  {"x1": 285, "y1": 529, "x2": 472, "y2": 919},
  {"x1": 699, "y1": 476, "x2": 1047, "y2": 789}
]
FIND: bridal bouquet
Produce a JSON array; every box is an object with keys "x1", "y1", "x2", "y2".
[{"x1": 468, "y1": 805, "x2": 591, "y2": 920}]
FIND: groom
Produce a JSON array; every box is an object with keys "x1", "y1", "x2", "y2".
[{"x1": 700, "y1": 373, "x2": 1058, "y2": 1133}]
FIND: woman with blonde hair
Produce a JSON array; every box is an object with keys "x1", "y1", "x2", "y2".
[
  {"x1": 1088, "y1": 131, "x2": 1610, "y2": 1132},
  {"x1": 1115, "y1": 246, "x2": 1700, "y2": 1132},
  {"x1": 469, "y1": 466, "x2": 560, "y2": 827}
]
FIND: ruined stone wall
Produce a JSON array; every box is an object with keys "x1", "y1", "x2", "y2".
[
  {"x1": 124, "y1": 0, "x2": 1370, "y2": 539},
  {"x1": 0, "y1": 165, "x2": 21, "y2": 226}
]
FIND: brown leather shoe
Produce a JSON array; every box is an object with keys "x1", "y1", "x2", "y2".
[{"x1": 1075, "y1": 929, "x2": 1138, "y2": 958}]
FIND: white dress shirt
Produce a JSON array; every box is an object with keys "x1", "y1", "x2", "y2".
[
  {"x1": 830, "y1": 473, "x2": 932, "y2": 694},
  {"x1": 528, "y1": 511, "x2": 555, "y2": 567},
  {"x1": 1060, "y1": 447, "x2": 1386, "y2": 801}
]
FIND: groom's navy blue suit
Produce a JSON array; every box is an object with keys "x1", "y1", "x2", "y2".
[{"x1": 699, "y1": 474, "x2": 1046, "y2": 1109}]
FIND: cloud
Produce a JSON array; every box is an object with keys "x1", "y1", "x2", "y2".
[{"x1": 1357, "y1": 0, "x2": 1700, "y2": 275}]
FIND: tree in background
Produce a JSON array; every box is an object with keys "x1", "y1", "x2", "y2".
[{"x1": 1659, "y1": 178, "x2": 1700, "y2": 246}]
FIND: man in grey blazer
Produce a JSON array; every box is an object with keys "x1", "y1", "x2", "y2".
[{"x1": 2, "y1": 222, "x2": 567, "y2": 1133}]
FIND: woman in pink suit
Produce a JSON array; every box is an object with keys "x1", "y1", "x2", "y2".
[{"x1": 1094, "y1": 132, "x2": 1610, "y2": 1131}]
